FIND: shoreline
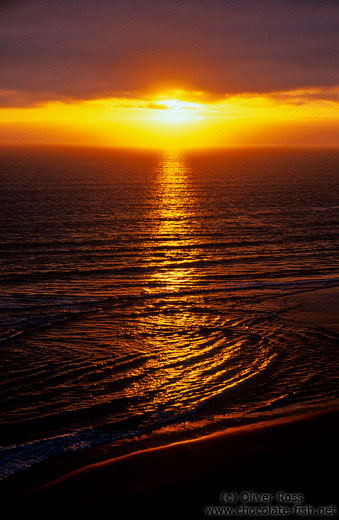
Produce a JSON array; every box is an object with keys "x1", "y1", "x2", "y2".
[
  {"x1": 1, "y1": 400, "x2": 338, "y2": 518},
  {"x1": 1, "y1": 284, "x2": 338, "y2": 517},
  {"x1": 0, "y1": 397, "x2": 337, "y2": 492}
]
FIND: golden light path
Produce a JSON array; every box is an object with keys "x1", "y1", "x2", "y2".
[
  {"x1": 148, "y1": 150, "x2": 196, "y2": 293},
  {"x1": 1, "y1": 87, "x2": 339, "y2": 148},
  {"x1": 122, "y1": 150, "x2": 277, "y2": 412}
]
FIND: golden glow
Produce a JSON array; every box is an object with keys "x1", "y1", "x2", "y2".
[
  {"x1": 1, "y1": 87, "x2": 339, "y2": 148},
  {"x1": 146, "y1": 150, "x2": 197, "y2": 293},
  {"x1": 123, "y1": 151, "x2": 278, "y2": 411},
  {"x1": 150, "y1": 99, "x2": 203, "y2": 124}
]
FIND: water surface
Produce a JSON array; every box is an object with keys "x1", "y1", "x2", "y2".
[{"x1": 0, "y1": 146, "x2": 338, "y2": 478}]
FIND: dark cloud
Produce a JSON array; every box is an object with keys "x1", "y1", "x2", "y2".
[{"x1": 1, "y1": 0, "x2": 338, "y2": 106}]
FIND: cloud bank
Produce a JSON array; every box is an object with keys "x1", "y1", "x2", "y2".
[{"x1": 1, "y1": 0, "x2": 338, "y2": 106}]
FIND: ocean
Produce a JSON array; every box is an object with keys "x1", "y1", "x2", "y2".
[{"x1": 0, "y1": 146, "x2": 338, "y2": 479}]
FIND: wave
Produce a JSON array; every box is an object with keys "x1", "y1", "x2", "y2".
[
  {"x1": 1, "y1": 276, "x2": 338, "y2": 345},
  {"x1": 1, "y1": 394, "x2": 337, "y2": 481}
]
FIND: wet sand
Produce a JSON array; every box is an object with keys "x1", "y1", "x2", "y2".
[
  {"x1": 1, "y1": 401, "x2": 338, "y2": 519},
  {"x1": 282, "y1": 285, "x2": 339, "y2": 333}
]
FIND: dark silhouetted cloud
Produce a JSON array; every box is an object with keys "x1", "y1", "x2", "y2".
[{"x1": 1, "y1": 0, "x2": 338, "y2": 106}]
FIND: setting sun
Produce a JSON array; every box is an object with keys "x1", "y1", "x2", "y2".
[
  {"x1": 150, "y1": 99, "x2": 204, "y2": 124},
  {"x1": 1, "y1": 87, "x2": 338, "y2": 149}
]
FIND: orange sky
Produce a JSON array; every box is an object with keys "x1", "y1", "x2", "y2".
[
  {"x1": 1, "y1": 1, "x2": 339, "y2": 149},
  {"x1": 2, "y1": 87, "x2": 339, "y2": 149}
]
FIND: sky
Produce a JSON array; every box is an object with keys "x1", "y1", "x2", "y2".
[{"x1": 1, "y1": 0, "x2": 338, "y2": 148}]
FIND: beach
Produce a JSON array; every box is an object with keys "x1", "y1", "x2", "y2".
[{"x1": 1, "y1": 401, "x2": 338, "y2": 519}]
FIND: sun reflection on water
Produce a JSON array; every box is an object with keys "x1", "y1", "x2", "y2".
[
  {"x1": 156, "y1": 150, "x2": 193, "y2": 245},
  {"x1": 124, "y1": 150, "x2": 277, "y2": 417},
  {"x1": 146, "y1": 150, "x2": 198, "y2": 294}
]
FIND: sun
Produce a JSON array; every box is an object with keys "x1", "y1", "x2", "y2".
[{"x1": 153, "y1": 99, "x2": 204, "y2": 124}]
